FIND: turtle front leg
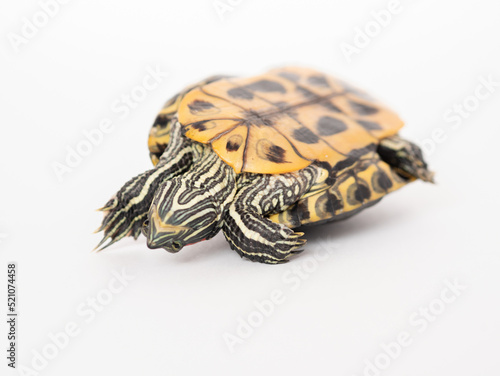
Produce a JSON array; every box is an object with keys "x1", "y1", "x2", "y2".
[
  {"x1": 95, "y1": 121, "x2": 194, "y2": 251},
  {"x1": 222, "y1": 166, "x2": 319, "y2": 264}
]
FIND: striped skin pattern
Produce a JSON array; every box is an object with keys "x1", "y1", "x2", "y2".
[
  {"x1": 98, "y1": 127, "x2": 430, "y2": 262},
  {"x1": 145, "y1": 143, "x2": 237, "y2": 250},
  {"x1": 222, "y1": 166, "x2": 320, "y2": 264},
  {"x1": 96, "y1": 120, "x2": 195, "y2": 251},
  {"x1": 97, "y1": 75, "x2": 232, "y2": 252},
  {"x1": 98, "y1": 124, "x2": 431, "y2": 262}
]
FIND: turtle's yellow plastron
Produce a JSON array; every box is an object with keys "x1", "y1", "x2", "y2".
[{"x1": 178, "y1": 66, "x2": 404, "y2": 174}]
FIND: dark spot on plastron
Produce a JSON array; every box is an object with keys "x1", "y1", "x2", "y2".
[
  {"x1": 155, "y1": 114, "x2": 169, "y2": 127},
  {"x1": 372, "y1": 170, "x2": 393, "y2": 193},
  {"x1": 245, "y1": 80, "x2": 286, "y2": 93},
  {"x1": 227, "y1": 87, "x2": 254, "y2": 100},
  {"x1": 349, "y1": 100, "x2": 379, "y2": 115},
  {"x1": 315, "y1": 191, "x2": 343, "y2": 218},
  {"x1": 347, "y1": 181, "x2": 371, "y2": 205},
  {"x1": 188, "y1": 100, "x2": 215, "y2": 114},
  {"x1": 327, "y1": 192, "x2": 344, "y2": 213},
  {"x1": 266, "y1": 145, "x2": 287, "y2": 163},
  {"x1": 307, "y1": 75, "x2": 330, "y2": 87},
  {"x1": 316, "y1": 116, "x2": 347, "y2": 136},
  {"x1": 190, "y1": 120, "x2": 211, "y2": 132},
  {"x1": 358, "y1": 120, "x2": 382, "y2": 131},
  {"x1": 297, "y1": 201, "x2": 310, "y2": 221},
  {"x1": 355, "y1": 184, "x2": 371, "y2": 202},
  {"x1": 293, "y1": 127, "x2": 319, "y2": 144},
  {"x1": 257, "y1": 139, "x2": 288, "y2": 163},
  {"x1": 315, "y1": 193, "x2": 329, "y2": 218},
  {"x1": 278, "y1": 72, "x2": 300, "y2": 82},
  {"x1": 226, "y1": 135, "x2": 243, "y2": 152},
  {"x1": 191, "y1": 122, "x2": 206, "y2": 132},
  {"x1": 327, "y1": 192, "x2": 344, "y2": 215}
]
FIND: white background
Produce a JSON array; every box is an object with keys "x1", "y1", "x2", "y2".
[{"x1": 1, "y1": 0, "x2": 500, "y2": 375}]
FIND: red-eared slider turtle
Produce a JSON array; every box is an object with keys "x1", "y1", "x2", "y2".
[{"x1": 96, "y1": 66, "x2": 433, "y2": 264}]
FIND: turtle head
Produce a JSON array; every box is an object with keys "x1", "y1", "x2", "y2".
[{"x1": 142, "y1": 178, "x2": 222, "y2": 253}]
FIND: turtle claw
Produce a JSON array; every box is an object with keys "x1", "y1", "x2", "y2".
[
  {"x1": 265, "y1": 227, "x2": 307, "y2": 263},
  {"x1": 290, "y1": 248, "x2": 305, "y2": 255},
  {"x1": 93, "y1": 236, "x2": 111, "y2": 253},
  {"x1": 93, "y1": 222, "x2": 107, "y2": 234},
  {"x1": 95, "y1": 178, "x2": 153, "y2": 251},
  {"x1": 95, "y1": 212, "x2": 146, "y2": 252},
  {"x1": 94, "y1": 231, "x2": 129, "y2": 253},
  {"x1": 96, "y1": 197, "x2": 118, "y2": 212},
  {"x1": 271, "y1": 246, "x2": 306, "y2": 264}
]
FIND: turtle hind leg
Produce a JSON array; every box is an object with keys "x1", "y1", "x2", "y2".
[
  {"x1": 377, "y1": 135, "x2": 435, "y2": 183},
  {"x1": 222, "y1": 166, "x2": 319, "y2": 264},
  {"x1": 95, "y1": 121, "x2": 194, "y2": 251}
]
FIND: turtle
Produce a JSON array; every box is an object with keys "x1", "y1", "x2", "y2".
[{"x1": 95, "y1": 66, "x2": 433, "y2": 264}]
